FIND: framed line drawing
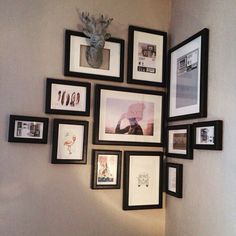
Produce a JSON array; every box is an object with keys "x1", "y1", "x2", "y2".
[
  {"x1": 45, "y1": 78, "x2": 90, "y2": 116},
  {"x1": 123, "y1": 151, "x2": 163, "y2": 210},
  {"x1": 64, "y1": 30, "x2": 125, "y2": 82},
  {"x1": 127, "y1": 25, "x2": 167, "y2": 87},
  {"x1": 91, "y1": 150, "x2": 122, "y2": 189},
  {"x1": 93, "y1": 84, "x2": 165, "y2": 147},
  {"x1": 8, "y1": 115, "x2": 48, "y2": 144},
  {"x1": 168, "y1": 28, "x2": 209, "y2": 121},
  {"x1": 51, "y1": 119, "x2": 88, "y2": 164}
]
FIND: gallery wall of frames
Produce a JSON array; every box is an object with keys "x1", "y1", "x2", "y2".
[{"x1": 8, "y1": 23, "x2": 223, "y2": 209}]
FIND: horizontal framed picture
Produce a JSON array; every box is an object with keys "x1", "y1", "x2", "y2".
[
  {"x1": 51, "y1": 119, "x2": 88, "y2": 164},
  {"x1": 91, "y1": 150, "x2": 122, "y2": 189},
  {"x1": 45, "y1": 78, "x2": 90, "y2": 116},
  {"x1": 193, "y1": 120, "x2": 223, "y2": 150},
  {"x1": 64, "y1": 30, "x2": 125, "y2": 82},
  {"x1": 168, "y1": 28, "x2": 209, "y2": 121},
  {"x1": 166, "y1": 163, "x2": 183, "y2": 198},
  {"x1": 8, "y1": 115, "x2": 49, "y2": 144},
  {"x1": 93, "y1": 84, "x2": 165, "y2": 146},
  {"x1": 123, "y1": 151, "x2": 163, "y2": 210},
  {"x1": 166, "y1": 124, "x2": 193, "y2": 159},
  {"x1": 127, "y1": 25, "x2": 167, "y2": 87}
]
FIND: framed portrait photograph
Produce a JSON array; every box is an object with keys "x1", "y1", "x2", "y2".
[
  {"x1": 168, "y1": 28, "x2": 209, "y2": 121},
  {"x1": 45, "y1": 78, "x2": 90, "y2": 116},
  {"x1": 127, "y1": 25, "x2": 167, "y2": 87},
  {"x1": 93, "y1": 84, "x2": 165, "y2": 146},
  {"x1": 51, "y1": 119, "x2": 88, "y2": 164},
  {"x1": 166, "y1": 124, "x2": 193, "y2": 159},
  {"x1": 64, "y1": 30, "x2": 125, "y2": 82},
  {"x1": 193, "y1": 120, "x2": 223, "y2": 150},
  {"x1": 8, "y1": 115, "x2": 48, "y2": 144},
  {"x1": 123, "y1": 151, "x2": 163, "y2": 210},
  {"x1": 166, "y1": 163, "x2": 183, "y2": 198},
  {"x1": 91, "y1": 150, "x2": 122, "y2": 189}
]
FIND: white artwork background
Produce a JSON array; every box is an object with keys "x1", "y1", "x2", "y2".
[
  {"x1": 168, "y1": 167, "x2": 177, "y2": 192},
  {"x1": 196, "y1": 126, "x2": 215, "y2": 145},
  {"x1": 168, "y1": 129, "x2": 187, "y2": 154}
]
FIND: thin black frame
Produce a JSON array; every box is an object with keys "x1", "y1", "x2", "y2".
[
  {"x1": 193, "y1": 120, "x2": 223, "y2": 150},
  {"x1": 45, "y1": 78, "x2": 91, "y2": 116},
  {"x1": 64, "y1": 29, "x2": 125, "y2": 82},
  {"x1": 127, "y1": 25, "x2": 167, "y2": 87},
  {"x1": 123, "y1": 151, "x2": 163, "y2": 210},
  {"x1": 167, "y1": 28, "x2": 209, "y2": 121},
  {"x1": 8, "y1": 115, "x2": 48, "y2": 144},
  {"x1": 91, "y1": 149, "x2": 122, "y2": 189},
  {"x1": 51, "y1": 119, "x2": 88, "y2": 164}
]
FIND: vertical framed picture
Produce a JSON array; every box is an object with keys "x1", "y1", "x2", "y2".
[
  {"x1": 193, "y1": 120, "x2": 223, "y2": 150},
  {"x1": 51, "y1": 119, "x2": 88, "y2": 164},
  {"x1": 127, "y1": 25, "x2": 167, "y2": 87},
  {"x1": 123, "y1": 151, "x2": 163, "y2": 210},
  {"x1": 166, "y1": 124, "x2": 193, "y2": 159},
  {"x1": 168, "y1": 28, "x2": 209, "y2": 121},
  {"x1": 166, "y1": 163, "x2": 183, "y2": 198},
  {"x1": 91, "y1": 150, "x2": 122, "y2": 189},
  {"x1": 8, "y1": 115, "x2": 48, "y2": 144}
]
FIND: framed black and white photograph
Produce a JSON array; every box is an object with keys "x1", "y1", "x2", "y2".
[
  {"x1": 91, "y1": 150, "x2": 122, "y2": 189},
  {"x1": 93, "y1": 84, "x2": 165, "y2": 146},
  {"x1": 166, "y1": 163, "x2": 183, "y2": 198},
  {"x1": 51, "y1": 119, "x2": 88, "y2": 164},
  {"x1": 123, "y1": 151, "x2": 163, "y2": 210},
  {"x1": 168, "y1": 28, "x2": 209, "y2": 121},
  {"x1": 127, "y1": 25, "x2": 167, "y2": 87},
  {"x1": 193, "y1": 120, "x2": 223, "y2": 150},
  {"x1": 64, "y1": 30, "x2": 124, "y2": 82},
  {"x1": 166, "y1": 124, "x2": 193, "y2": 159},
  {"x1": 8, "y1": 115, "x2": 49, "y2": 144},
  {"x1": 45, "y1": 78, "x2": 90, "y2": 116}
]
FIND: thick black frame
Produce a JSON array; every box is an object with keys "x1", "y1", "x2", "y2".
[
  {"x1": 91, "y1": 149, "x2": 122, "y2": 189},
  {"x1": 193, "y1": 120, "x2": 223, "y2": 150},
  {"x1": 127, "y1": 25, "x2": 167, "y2": 87},
  {"x1": 8, "y1": 115, "x2": 49, "y2": 144},
  {"x1": 45, "y1": 78, "x2": 91, "y2": 116},
  {"x1": 123, "y1": 151, "x2": 163, "y2": 210},
  {"x1": 64, "y1": 29, "x2": 125, "y2": 82},
  {"x1": 167, "y1": 28, "x2": 209, "y2": 121},
  {"x1": 93, "y1": 84, "x2": 165, "y2": 147},
  {"x1": 51, "y1": 119, "x2": 88, "y2": 164}
]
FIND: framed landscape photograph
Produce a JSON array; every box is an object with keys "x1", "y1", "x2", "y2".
[
  {"x1": 64, "y1": 30, "x2": 124, "y2": 82},
  {"x1": 127, "y1": 25, "x2": 167, "y2": 87},
  {"x1": 193, "y1": 120, "x2": 223, "y2": 150},
  {"x1": 91, "y1": 150, "x2": 122, "y2": 189},
  {"x1": 51, "y1": 119, "x2": 88, "y2": 164},
  {"x1": 168, "y1": 28, "x2": 209, "y2": 121},
  {"x1": 8, "y1": 115, "x2": 48, "y2": 144},
  {"x1": 93, "y1": 84, "x2": 165, "y2": 146},
  {"x1": 166, "y1": 124, "x2": 193, "y2": 159},
  {"x1": 123, "y1": 151, "x2": 163, "y2": 210},
  {"x1": 45, "y1": 78, "x2": 90, "y2": 116}
]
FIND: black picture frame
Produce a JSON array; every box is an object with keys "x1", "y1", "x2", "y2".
[
  {"x1": 127, "y1": 25, "x2": 167, "y2": 87},
  {"x1": 64, "y1": 29, "x2": 125, "y2": 82},
  {"x1": 8, "y1": 115, "x2": 49, "y2": 144}
]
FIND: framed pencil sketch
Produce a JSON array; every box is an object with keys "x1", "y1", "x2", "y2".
[
  {"x1": 91, "y1": 150, "x2": 122, "y2": 189},
  {"x1": 8, "y1": 115, "x2": 48, "y2": 144},
  {"x1": 193, "y1": 120, "x2": 223, "y2": 150},
  {"x1": 166, "y1": 163, "x2": 183, "y2": 198},
  {"x1": 51, "y1": 119, "x2": 88, "y2": 164},
  {"x1": 168, "y1": 28, "x2": 209, "y2": 121},
  {"x1": 93, "y1": 84, "x2": 165, "y2": 146},
  {"x1": 45, "y1": 78, "x2": 90, "y2": 116},
  {"x1": 166, "y1": 124, "x2": 193, "y2": 159},
  {"x1": 123, "y1": 151, "x2": 163, "y2": 210},
  {"x1": 127, "y1": 25, "x2": 167, "y2": 86},
  {"x1": 64, "y1": 30, "x2": 125, "y2": 82}
]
